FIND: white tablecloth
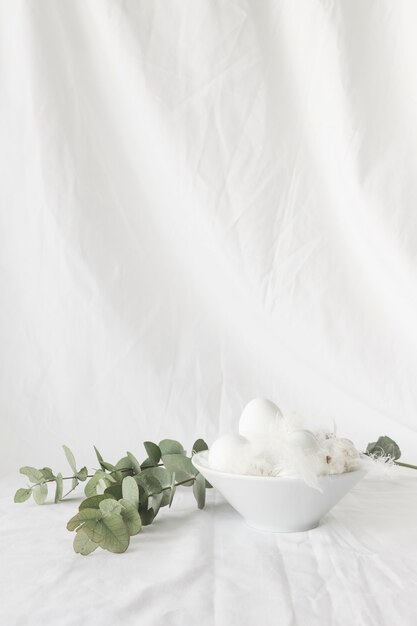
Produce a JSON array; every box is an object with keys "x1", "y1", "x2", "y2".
[{"x1": 2, "y1": 471, "x2": 417, "y2": 626}]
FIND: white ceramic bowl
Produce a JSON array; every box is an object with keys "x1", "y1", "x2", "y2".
[{"x1": 192, "y1": 451, "x2": 366, "y2": 533}]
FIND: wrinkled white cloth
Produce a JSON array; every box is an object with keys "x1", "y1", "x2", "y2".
[
  {"x1": 1, "y1": 0, "x2": 417, "y2": 475},
  {"x1": 1, "y1": 471, "x2": 417, "y2": 626},
  {"x1": 2, "y1": 0, "x2": 417, "y2": 623}
]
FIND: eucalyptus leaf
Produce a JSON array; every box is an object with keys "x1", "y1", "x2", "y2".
[
  {"x1": 20, "y1": 466, "x2": 44, "y2": 483},
  {"x1": 99, "y1": 499, "x2": 122, "y2": 516},
  {"x1": 72, "y1": 477, "x2": 79, "y2": 491},
  {"x1": 94, "y1": 446, "x2": 116, "y2": 472},
  {"x1": 126, "y1": 451, "x2": 141, "y2": 474},
  {"x1": 82, "y1": 514, "x2": 130, "y2": 553},
  {"x1": 122, "y1": 476, "x2": 139, "y2": 506},
  {"x1": 104, "y1": 483, "x2": 123, "y2": 499},
  {"x1": 192, "y1": 472, "x2": 206, "y2": 509},
  {"x1": 140, "y1": 467, "x2": 171, "y2": 507},
  {"x1": 73, "y1": 528, "x2": 98, "y2": 556},
  {"x1": 162, "y1": 454, "x2": 196, "y2": 482},
  {"x1": 119, "y1": 499, "x2": 141, "y2": 536},
  {"x1": 96, "y1": 478, "x2": 110, "y2": 495},
  {"x1": 192, "y1": 439, "x2": 209, "y2": 455},
  {"x1": 80, "y1": 518, "x2": 106, "y2": 543},
  {"x1": 366, "y1": 436, "x2": 401, "y2": 461},
  {"x1": 85, "y1": 471, "x2": 112, "y2": 498},
  {"x1": 115, "y1": 456, "x2": 131, "y2": 471},
  {"x1": 67, "y1": 508, "x2": 103, "y2": 532},
  {"x1": 14, "y1": 488, "x2": 32, "y2": 503},
  {"x1": 113, "y1": 456, "x2": 135, "y2": 482},
  {"x1": 76, "y1": 467, "x2": 88, "y2": 482},
  {"x1": 63, "y1": 445, "x2": 77, "y2": 473},
  {"x1": 148, "y1": 491, "x2": 163, "y2": 515},
  {"x1": 40, "y1": 467, "x2": 55, "y2": 480},
  {"x1": 139, "y1": 506, "x2": 155, "y2": 526},
  {"x1": 54, "y1": 473, "x2": 63, "y2": 503},
  {"x1": 33, "y1": 483, "x2": 48, "y2": 505},
  {"x1": 135, "y1": 474, "x2": 162, "y2": 498},
  {"x1": 79, "y1": 494, "x2": 114, "y2": 510},
  {"x1": 168, "y1": 472, "x2": 176, "y2": 508},
  {"x1": 144, "y1": 441, "x2": 161, "y2": 465},
  {"x1": 159, "y1": 439, "x2": 185, "y2": 456},
  {"x1": 140, "y1": 466, "x2": 171, "y2": 484}
]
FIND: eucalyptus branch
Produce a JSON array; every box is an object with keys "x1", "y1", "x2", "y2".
[
  {"x1": 365, "y1": 435, "x2": 416, "y2": 471},
  {"x1": 14, "y1": 438, "x2": 210, "y2": 555}
]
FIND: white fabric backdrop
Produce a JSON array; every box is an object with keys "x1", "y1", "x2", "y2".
[
  {"x1": 2, "y1": 0, "x2": 417, "y2": 473},
  {"x1": 2, "y1": 2, "x2": 417, "y2": 625}
]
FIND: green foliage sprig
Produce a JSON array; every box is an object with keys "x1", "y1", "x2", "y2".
[
  {"x1": 365, "y1": 435, "x2": 417, "y2": 469},
  {"x1": 15, "y1": 438, "x2": 211, "y2": 555}
]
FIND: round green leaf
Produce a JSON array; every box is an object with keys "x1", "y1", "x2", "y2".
[
  {"x1": 67, "y1": 508, "x2": 102, "y2": 532},
  {"x1": 85, "y1": 470, "x2": 113, "y2": 497},
  {"x1": 73, "y1": 528, "x2": 98, "y2": 556},
  {"x1": 122, "y1": 476, "x2": 139, "y2": 506},
  {"x1": 99, "y1": 499, "x2": 122, "y2": 516},
  {"x1": 76, "y1": 467, "x2": 88, "y2": 482},
  {"x1": 126, "y1": 451, "x2": 142, "y2": 474},
  {"x1": 77, "y1": 519, "x2": 105, "y2": 543},
  {"x1": 140, "y1": 467, "x2": 171, "y2": 506},
  {"x1": 40, "y1": 467, "x2": 55, "y2": 480},
  {"x1": 366, "y1": 436, "x2": 401, "y2": 460},
  {"x1": 139, "y1": 507, "x2": 155, "y2": 526},
  {"x1": 33, "y1": 483, "x2": 48, "y2": 505},
  {"x1": 143, "y1": 441, "x2": 161, "y2": 465},
  {"x1": 135, "y1": 474, "x2": 162, "y2": 498},
  {"x1": 79, "y1": 494, "x2": 114, "y2": 510},
  {"x1": 19, "y1": 467, "x2": 44, "y2": 483},
  {"x1": 104, "y1": 483, "x2": 123, "y2": 499},
  {"x1": 159, "y1": 439, "x2": 185, "y2": 456},
  {"x1": 119, "y1": 499, "x2": 141, "y2": 535},
  {"x1": 162, "y1": 454, "x2": 196, "y2": 482},
  {"x1": 14, "y1": 488, "x2": 32, "y2": 503},
  {"x1": 83, "y1": 515, "x2": 130, "y2": 553},
  {"x1": 192, "y1": 439, "x2": 209, "y2": 455}
]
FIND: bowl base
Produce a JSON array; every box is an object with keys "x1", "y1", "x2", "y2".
[{"x1": 245, "y1": 520, "x2": 319, "y2": 533}]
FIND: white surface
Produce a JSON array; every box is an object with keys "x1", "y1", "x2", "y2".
[
  {"x1": 2, "y1": 0, "x2": 417, "y2": 623},
  {"x1": 1, "y1": 471, "x2": 417, "y2": 626}
]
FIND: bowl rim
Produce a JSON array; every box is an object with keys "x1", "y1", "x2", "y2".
[{"x1": 191, "y1": 450, "x2": 366, "y2": 483}]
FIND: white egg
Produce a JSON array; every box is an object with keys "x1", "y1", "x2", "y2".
[
  {"x1": 283, "y1": 430, "x2": 326, "y2": 489},
  {"x1": 208, "y1": 433, "x2": 252, "y2": 474},
  {"x1": 286, "y1": 429, "x2": 321, "y2": 453},
  {"x1": 238, "y1": 398, "x2": 283, "y2": 441}
]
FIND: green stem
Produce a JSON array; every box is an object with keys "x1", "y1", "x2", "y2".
[
  {"x1": 29, "y1": 467, "x2": 195, "y2": 499},
  {"x1": 149, "y1": 476, "x2": 195, "y2": 497},
  {"x1": 395, "y1": 461, "x2": 417, "y2": 470},
  {"x1": 30, "y1": 467, "x2": 135, "y2": 490},
  {"x1": 31, "y1": 475, "x2": 94, "y2": 489},
  {"x1": 62, "y1": 484, "x2": 78, "y2": 499}
]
